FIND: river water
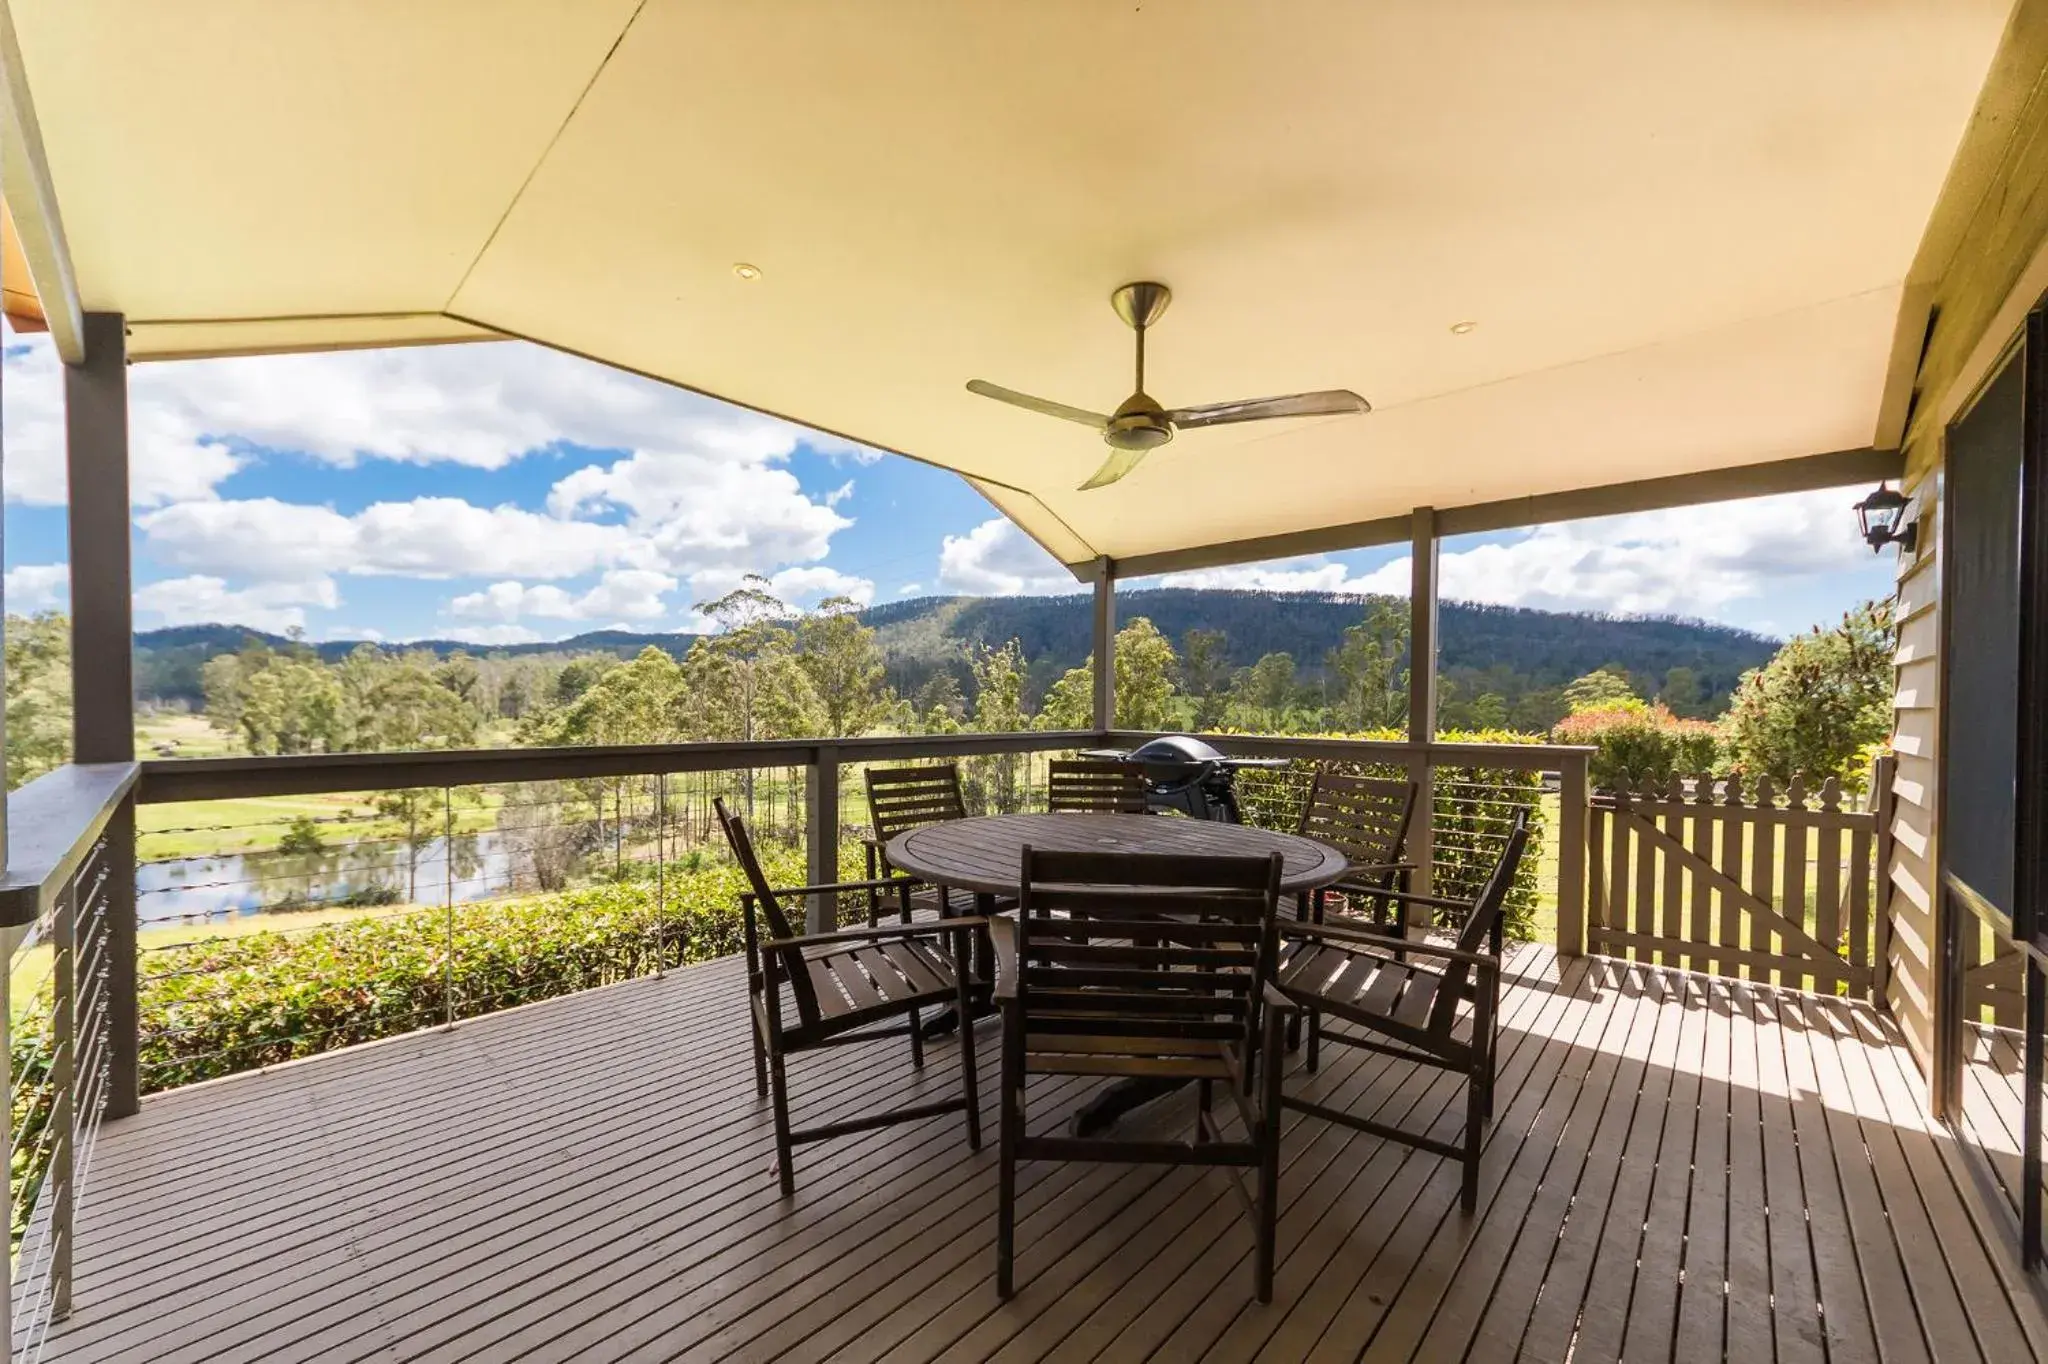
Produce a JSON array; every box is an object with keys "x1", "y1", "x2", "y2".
[{"x1": 137, "y1": 832, "x2": 526, "y2": 926}]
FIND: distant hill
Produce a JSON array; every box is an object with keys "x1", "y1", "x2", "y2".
[{"x1": 132, "y1": 589, "x2": 1778, "y2": 717}]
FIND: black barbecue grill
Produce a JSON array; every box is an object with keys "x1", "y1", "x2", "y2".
[{"x1": 1079, "y1": 735, "x2": 1288, "y2": 822}]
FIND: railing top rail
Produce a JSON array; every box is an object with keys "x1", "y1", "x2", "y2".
[
  {"x1": 1103, "y1": 730, "x2": 1593, "y2": 770},
  {"x1": 0, "y1": 761, "x2": 138, "y2": 927},
  {"x1": 136, "y1": 731, "x2": 1109, "y2": 804}
]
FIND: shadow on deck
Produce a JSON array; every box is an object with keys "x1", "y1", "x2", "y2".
[{"x1": 41, "y1": 945, "x2": 2048, "y2": 1363}]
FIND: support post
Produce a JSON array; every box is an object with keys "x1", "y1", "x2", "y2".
[
  {"x1": 1407, "y1": 508, "x2": 1439, "y2": 899},
  {"x1": 65, "y1": 310, "x2": 138, "y2": 1117},
  {"x1": 1556, "y1": 749, "x2": 1589, "y2": 957},
  {"x1": 805, "y1": 746, "x2": 841, "y2": 933},
  {"x1": 1091, "y1": 556, "x2": 1116, "y2": 732}
]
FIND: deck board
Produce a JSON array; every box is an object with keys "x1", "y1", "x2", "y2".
[{"x1": 41, "y1": 944, "x2": 2047, "y2": 1363}]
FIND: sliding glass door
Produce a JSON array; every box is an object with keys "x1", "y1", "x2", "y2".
[{"x1": 1940, "y1": 306, "x2": 2047, "y2": 1269}]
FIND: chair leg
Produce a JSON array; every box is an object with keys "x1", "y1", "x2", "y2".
[
  {"x1": 1460, "y1": 1065, "x2": 1483, "y2": 1215},
  {"x1": 751, "y1": 1017, "x2": 769, "y2": 1099},
  {"x1": 997, "y1": 1008, "x2": 1021, "y2": 1299},
  {"x1": 1305, "y1": 1008, "x2": 1321, "y2": 1073},
  {"x1": 958, "y1": 996, "x2": 981, "y2": 1152},
  {"x1": 908, "y1": 1007, "x2": 925, "y2": 1069},
  {"x1": 769, "y1": 1047, "x2": 797, "y2": 1199}
]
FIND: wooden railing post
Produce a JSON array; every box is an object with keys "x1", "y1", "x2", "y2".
[
  {"x1": 804, "y1": 746, "x2": 840, "y2": 933},
  {"x1": 1404, "y1": 748, "x2": 1435, "y2": 903},
  {"x1": 1556, "y1": 750, "x2": 1589, "y2": 957},
  {"x1": 1871, "y1": 752, "x2": 1898, "y2": 1005}
]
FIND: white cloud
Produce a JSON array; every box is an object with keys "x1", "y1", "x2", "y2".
[
  {"x1": 4, "y1": 333, "x2": 242, "y2": 507},
  {"x1": 319, "y1": 626, "x2": 384, "y2": 643},
  {"x1": 1155, "y1": 489, "x2": 1878, "y2": 619},
  {"x1": 4, "y1": 563, "x2": 70, "y2": 613},
  {"x1": 132, "y1": 575, "x2": 339, "y2": 633},
  {"x1": 1158, "y1": 560, "x2": 1391, "y2": 594},
  {"x1": 449, "y1": 569, "x2": 678, "y2": 623},
  {"x1": 824, "y1": 480, "x2": 854, "y2": 507},
  {"x1": 686, "y1": 564, "x2": 876, "y2": 612},
  {"x1": 436, "y1": 623, "x2": 545, "y2": 646},
  {"x1": 136, "y1": 497, "x2": 641, "y2": 581},
  {"x1": 898, "y1": 582, "x2": 922, "y2": 595},
  {"x1": 937, "y1": 518, "x2": 1081, "y2": 596}
]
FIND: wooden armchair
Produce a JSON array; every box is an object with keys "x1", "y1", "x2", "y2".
[
  {"x1": 993, "y1": 848, "x2": 1293, "y2": 1302},
  {"x1": 1046, "y1": 757, "x2": 1150, "y2": 814},
  {"x1": 1274, "y1": 810, "x2": 1528, "y2": 1213},
  {"x1": 862, "y1": 762, "x2": 1003, "y2": 921},
  {"x1": 715, "y1": 797, "x2": 983, "y2": 1196},
  {"x1": 1297, "y1": 770, "x2": 1420, "y2": 931}
]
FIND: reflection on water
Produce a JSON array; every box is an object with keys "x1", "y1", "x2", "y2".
[{"x1": 138, "y1": 832, "x2": 522, "y2": 926}]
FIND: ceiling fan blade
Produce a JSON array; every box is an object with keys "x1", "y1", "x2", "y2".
[
  {"x1": 965, "y1": 380, "x2": 1109, "y2": 428},
  {"x1": 1078, "y1": 448, "x2": 1150, "y2": 490},
  {"x1": 1167, "y1": 389, "x2": 1371, "y2": 430}
]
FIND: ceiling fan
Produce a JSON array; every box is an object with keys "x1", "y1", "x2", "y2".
[{"x1": 966, "y1": 281, "x2": 1370, "y2": 490}]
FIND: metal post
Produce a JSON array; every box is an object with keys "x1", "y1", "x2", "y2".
[
  {"x1": 64, "y1": 311, "x2": 140, "y2": 1122},
  {"x1": 1408, "y1": 508, "x2": 1439, "y2": 899},
  {"x1": 654, "y1": 774, "x2": 669, "y2": 977},
  {"x1": 1091, "y1": 556, "x2": 1116, "y2": 732},
  {"x1": 804, "y1": 746, "x2": 841, "y2": 933},
  {"x1": 443, "y1": 788, "x2": 455, "y2": 1030},
  {"x1": 1556, "y1": 750, "x2": 1590, "y2": 957}
]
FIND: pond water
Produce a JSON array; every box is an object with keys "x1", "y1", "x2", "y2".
[{"x1": 138, "y1": 833, "x2": 527, "y2": 926}]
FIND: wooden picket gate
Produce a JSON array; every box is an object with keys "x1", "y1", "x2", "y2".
[{"x1": 1584, "y1": 766, "x2": 1888, "y2": 999}]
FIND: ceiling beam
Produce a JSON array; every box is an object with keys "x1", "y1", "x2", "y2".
[
  {"x1": 0, "y1": 0, "x2": 82, "y2": 362},
  {"x1": 1094, "y1": 445, "x2": 1905, "y2": 580}
]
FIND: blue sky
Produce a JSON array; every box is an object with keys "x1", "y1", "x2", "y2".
[{"x1": 2, "y1": 327, "x2": 1895, "y2": 644}]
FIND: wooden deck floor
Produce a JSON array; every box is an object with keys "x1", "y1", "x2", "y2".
[{"x1": 43, "y1": 945, "x2": 2048, "y2": 1363}]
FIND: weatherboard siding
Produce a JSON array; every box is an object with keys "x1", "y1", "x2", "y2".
[{"x1": 1889, "y1": 519, "x2": 1941, "y2": 1076}]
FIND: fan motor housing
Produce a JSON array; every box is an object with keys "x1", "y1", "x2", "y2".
[{"x1": 1106, "y1": 394, "x2": 1174, "y2": 450}]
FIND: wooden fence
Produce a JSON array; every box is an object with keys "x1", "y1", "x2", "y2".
[{"x1": 1584, "y1": 763, "x2": 1891, "y2": 999}]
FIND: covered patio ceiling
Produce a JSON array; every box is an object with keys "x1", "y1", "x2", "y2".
[{"x1": 1, "y1": 1, "x2": 2019, "y2": 574}]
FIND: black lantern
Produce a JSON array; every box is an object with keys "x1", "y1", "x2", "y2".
[{"x1": 1853, "y1": 482, "x2": 1917, "y2": 554}]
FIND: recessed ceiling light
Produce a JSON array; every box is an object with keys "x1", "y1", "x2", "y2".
[
  {"x1": 732, "y1": 263, "x2": 762, "y2": 281},
  {"x1": 1450, "y1": 320, "x2": 1477, "y2": 335}
]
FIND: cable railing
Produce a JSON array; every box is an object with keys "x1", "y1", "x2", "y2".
[
  {"x1": 3, "y1": 763, "x2": 135, "y2": 1364},
  {"x1": 1, "y1": 729, "x2": 1593, "y2": 1349}
]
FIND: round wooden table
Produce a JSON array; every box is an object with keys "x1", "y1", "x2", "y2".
[
  {"x1": 884, "y1": 812, "x2": 1350, "y2": 901},
  {"x1": 885, "y1": 812, "x2": 1350, "y2": 1134}
]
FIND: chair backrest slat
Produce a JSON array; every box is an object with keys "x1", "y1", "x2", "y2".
[
  {"x1": 1297, "y1": 771, "x2": 1419, "y2": 870},
  {"x1": 867, "y1": 763, "x2": 969, "y2": 848},
  {"x1": 1047, "y1": 759, "x2": 1150, "y2": 815},
  {"x1": 1426, "y1": 808, "x2": 1530, "y2": 1035},
  {"x1": 1014, "y1": 848, "x2": 1282, "y2": 1057},
  {"x1": 715, "y1": 797, "x2": 823, "y2": 1026}
]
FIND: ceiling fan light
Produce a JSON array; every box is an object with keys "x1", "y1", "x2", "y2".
[{"x1": 1104, "y1": 422, "x2": 1172, "y2": 452}]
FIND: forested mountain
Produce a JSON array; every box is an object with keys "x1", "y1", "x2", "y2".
[{"x1": 132, "y1": 589, "x2": 1776, "y2": 726}]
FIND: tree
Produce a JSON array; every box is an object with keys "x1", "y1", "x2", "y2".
[
  {"x1": 1225, "y1": 652, "x2": 1303, "y2": 733},
  {"x1": 5, "y1": 612, "x2": 71, "y2": 788},
  {"x1": 553, "y1": 656, "x2": 615, "y2": 705},
  {"x1": 1178, "y1": 628, "x2": 1232, "y2": 729},
  {"x1": 1033, "y1": 618, "x2": 1178, "y2": 731},
  {"x1": 1325, "y1": 599, "x2": 1409, "y2": 733},
  {"x1": 1724, "y1": 600, "x2": 1894, "y2": 791},
  {"x1": 795, "y1": 596, "x2": 896, "y2": 737},
  {"x1": 965, "y1": 640, "x2": 1029, "y2": 812},
  {"x1": 1561, "y1": 667, "x2": 1639, "y2": 713},
  {"x1": 913, "y1": 673, "x2": 967, "y2": 734},
  {"x1": 1658, "y1": 665, "x2": 1706, "y2": 718}
]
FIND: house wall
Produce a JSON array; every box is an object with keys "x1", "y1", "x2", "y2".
[{"x1": 1884, "y1": 2, "x2": 2048, "y2": 1082}]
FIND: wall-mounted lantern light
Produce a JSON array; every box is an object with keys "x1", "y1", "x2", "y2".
[{"x1": 1854, "y1": 482, "x2": 1918, "y2": 555}]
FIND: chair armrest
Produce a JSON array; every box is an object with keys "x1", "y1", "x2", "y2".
[
  {"x1": 1338, "y1": 860, "x2": 1415, "y2": 876},
  {"x1": 1262, "y1": 980, "x2": 1300, "y2": 1014},
  {"x1": 988, "y1": 915, "x2": 1020, "y2": 1001},
  {"x1": 1286, "y1": 919, "x2": 1501, "y2": 970},
  {"x1": 1353, "y1": 887, "x2": 1471, "y2": 913},
  {"x1": 765, "y1": 875, "x2": 921, "y2": 898},
  {"x1": 763, "y1": 917, "x2": 988, "y2": 953}
]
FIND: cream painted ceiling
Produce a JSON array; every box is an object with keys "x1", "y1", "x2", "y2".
[{"x1": 9, "y1": 0, "x2": 2016, "y2": 570}]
